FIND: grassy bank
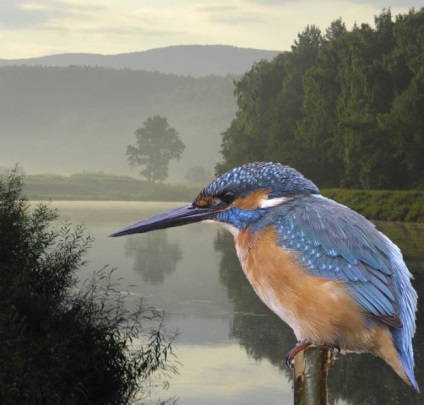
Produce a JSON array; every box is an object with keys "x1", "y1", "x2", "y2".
[
  {"x1": 323, "y1": 189, "x2": 424, "y2": 223},
  {"x1": 24, "y1": 173, "x2": 424, "y2": 222},
  {"x1": 24, "y1": 172, "x2": 199, "y2": 202}
]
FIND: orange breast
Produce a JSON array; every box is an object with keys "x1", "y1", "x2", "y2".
[
  {"x1": 236, "y1": 226, "x2": 369, "y2": 349},
  {"x1": 234, "y1": 225, "x2": 409, "y2": 385}
]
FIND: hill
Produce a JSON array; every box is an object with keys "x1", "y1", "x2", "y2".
[
  {"x1": 0, "y1": 45, "x2": 281, "y2": 77},
  {"x1": 0, "y1": 65, "x2": 237, "y2": 177}
]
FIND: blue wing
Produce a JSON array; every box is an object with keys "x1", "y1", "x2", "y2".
[{"x1": 271, "y1": 194, "x2": 411, "y2": 328}]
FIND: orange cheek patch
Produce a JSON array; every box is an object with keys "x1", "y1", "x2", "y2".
[
  {"x1": 195, "y1": 196, "x2": 214, "y2": 207},
  {"x1": 232, "y1": 189, "x2": 269, "y2": 210}
]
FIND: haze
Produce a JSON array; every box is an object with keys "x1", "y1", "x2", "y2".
[{"x1": 0, "y1": 1, "x2": 421, "y2": 180}]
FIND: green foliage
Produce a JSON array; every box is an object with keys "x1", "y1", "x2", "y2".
[
  {"x1": 322, "y1": 188, "x2": 424, "y2": 222},
  {"x1": 217, "y1": 8, "x2": 424, "y2": 190},
  {"x1": 127, "y1": 116, "x2": 185, "y2": 183},
  {"x1": 0, "y1": 167, "x2": 177, "y2": 404},
  {"x1": 216, "y1": 25, "x2": 324, "y2": 176}
]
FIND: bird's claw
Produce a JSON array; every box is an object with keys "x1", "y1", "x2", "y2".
[
  {"x1": 284, "y1": 339, "x2": 340, "y2": 368},
  {"x1": 285, "y1": 339, "x2": 313, "y2": 368},
  {"x1": 285, "y1": 356, "x2": 294, "y2": 369}
]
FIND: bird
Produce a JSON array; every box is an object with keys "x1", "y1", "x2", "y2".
[{"x1": 111, "y1": 162, "x2": 419, "y2": 391}]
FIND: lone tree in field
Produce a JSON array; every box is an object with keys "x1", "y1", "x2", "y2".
[{"x1": 127, "y1": 116, "x2": 185, "y2": 182}]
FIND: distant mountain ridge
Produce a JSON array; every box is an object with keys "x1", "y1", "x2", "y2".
[{"x1": 0, "y1": 45, "x2": 281, "y2": 77}]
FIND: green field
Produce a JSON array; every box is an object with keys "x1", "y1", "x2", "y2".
[{"x1": 24, "y1": 172, "x2": 199, "y2": 202}]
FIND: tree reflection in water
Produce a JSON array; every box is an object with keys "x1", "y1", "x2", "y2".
[
  {"x1": 214, "y1": 230, "x2": 295, "y2": 384},
  {"x1": 214, "y1": 227, "x2": 424, "y2": 404},
  {"x1": 124, "y1": 230, "x2": 182, "y2": 284}
]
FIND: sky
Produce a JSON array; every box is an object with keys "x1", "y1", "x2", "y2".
[{"x1": 1, "y1": 0, "x2": 423, "y2": 59}]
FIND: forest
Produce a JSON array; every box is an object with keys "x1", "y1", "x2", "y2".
[{"x1": 216, "y1": 8, "x2": 424, "y2": 190}]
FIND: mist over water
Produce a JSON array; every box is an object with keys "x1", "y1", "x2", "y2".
[{"x1": 55, "y1": 201, "x2": 424, "y2": 404}]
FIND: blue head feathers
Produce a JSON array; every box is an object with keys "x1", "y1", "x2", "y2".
[{"x1": 196, "y1": 162, "x2": 320, "y2": 203}]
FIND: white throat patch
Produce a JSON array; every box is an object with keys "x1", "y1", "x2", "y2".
[{"x1": 258, "y1": 196, "x2": 290, "y2": 208}]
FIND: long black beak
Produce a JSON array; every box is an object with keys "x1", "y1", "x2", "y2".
[{"x1": 110, "y1": 204, "x2": 214, "y2": 237}]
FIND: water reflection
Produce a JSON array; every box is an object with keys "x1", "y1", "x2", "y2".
[
  {"x1": 214, "y1": 230, "x2": 295, "y2": 371},
  {"x1": 214, "y1": 226, "x2": 424, "y2": 404},
  {"x1": 124, "y1": 231, "x2": 182, "y2": 284},
  {"x1": 53, "y1": 202, "x2": 424, "y2": 404}
]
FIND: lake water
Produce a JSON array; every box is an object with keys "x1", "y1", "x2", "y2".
[{"x1": 52, "y1": 201, "x2": 424, "y2": 405}]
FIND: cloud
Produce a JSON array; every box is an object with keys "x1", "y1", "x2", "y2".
[
  {"x1": 0, "y1": 0, "x2": 63, "y2": 29},
  {"x1": 244, "y1": 0, "x2": 420, "y2": 6},
  {"x1": 66, "y1": 26, "x2": 178, "y2": 37},
  {"x1": 195, "y1": 1, "x2": 270, "y2": 25},
  {"x1": 45, "y1": 5, "x2": 193, "y2": 39},
  {"x1": 0, "y1": 0, "x2": 420, "y2": 59},
  {"x1": 0, "y1": 0, "x2": 103, "y2": 30},
  {"x1": 341, "y1": 0, "x2": 419, "y2": 6},
  {"x1": 243, "y1": 0, "x2": 299, "y2": 4}
]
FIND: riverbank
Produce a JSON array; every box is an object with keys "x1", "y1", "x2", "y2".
[
  {"x1": 24, "y1": 172, "x2": 199, "y2": 202},
  {"x1": 24, "y1": 173, "x2": 424, "y2": 222}
]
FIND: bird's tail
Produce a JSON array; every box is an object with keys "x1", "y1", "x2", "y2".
[
  {"x1": 386, "y1": 238, "x2": 419, "y2": 392},
  {"x1": 392, "y1": 327, "x2": 420, "y2": 392}
]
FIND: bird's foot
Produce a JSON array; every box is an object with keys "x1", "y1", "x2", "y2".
[
  {"x1": 285, "y1": 340, "x2": 340, "y2": 368},
  {"x1": 285, "y1": 339, "x2": 313, "y2": 368}
]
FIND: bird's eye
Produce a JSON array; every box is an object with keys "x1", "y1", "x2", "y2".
[{"x1": 221, "y1": 191, "x2": 236, "y2": 205}]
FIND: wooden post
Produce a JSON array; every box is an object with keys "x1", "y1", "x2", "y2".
[{"x1": 293, "y1": 347, "x2": 331, "y2": 405}]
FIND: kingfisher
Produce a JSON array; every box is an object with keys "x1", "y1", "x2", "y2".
[{"x1": 111, "y1": 162, "x2": 419, "y2": 391}]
